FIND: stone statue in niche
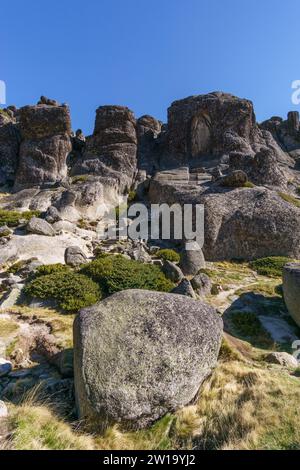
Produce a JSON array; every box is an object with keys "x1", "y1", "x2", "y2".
[{"x1": 189, "y1": 113, "x2": 212, "y2": 158}]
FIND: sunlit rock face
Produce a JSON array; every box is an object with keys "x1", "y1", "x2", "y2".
[
  {"x1": 14, "y1": 103, "x2": 72, "y2": 190},
  {"x1": 158, "y1": 91, "x2": 287, "y2": 171},
  {"x1": 71, "y1": 105, "x2": 138, "y2": 193}
]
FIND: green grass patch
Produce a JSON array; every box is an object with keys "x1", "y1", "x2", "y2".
[
  {"x1": 229, "y1": 311, "x2": 273, "y2": 348},
  {"x1": 278, "y1": 192, "x2": 300, "y2": 208},
  {"x1": 0, "y1": 209, "x2": 41, "y2": 227},
  {"x1": 249, "y1": 257, "x2": 294, "y2": 277}
]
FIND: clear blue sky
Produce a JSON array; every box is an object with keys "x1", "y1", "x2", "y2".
[{"x1": 1, "y1": 0, "x2": 300, "y2": 134}]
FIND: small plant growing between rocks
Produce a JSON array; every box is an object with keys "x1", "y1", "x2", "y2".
[
  {"x1": 156, "y1": 249, "x2": 180, "y2": 263},
  {"x1": 278, "y1": 192, "x2": 300, "y2": 208}
]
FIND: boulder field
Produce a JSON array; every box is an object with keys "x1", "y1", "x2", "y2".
[{"x1": 1, "y1": 91, "x2": 300, "y2": 434}]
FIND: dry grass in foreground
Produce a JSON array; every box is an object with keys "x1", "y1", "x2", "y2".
[{"x1": 2, "y1": 356, "x2": 300, "y2": 450}]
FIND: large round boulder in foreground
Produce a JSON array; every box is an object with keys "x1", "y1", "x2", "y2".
[
  {"x1": 73, "y1": 289, "x2": 223, "y2": 430},
  {"x1": 283, "y1": 263, "x2": 300, "y2": 327}
]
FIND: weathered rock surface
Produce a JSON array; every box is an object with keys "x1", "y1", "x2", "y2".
[
  {"x1": 191, "y1": 273, "x2": 212, "y2": 296},
  {"x1": 1, "y1": 232, "x2": 92, "y2": 265},
  {"x1": 72, "y1": 106, "x2": 137, "y2": 192},
  {"x1": 203, "y1": 188, "x2": 300, "y2": 260},
  {"x1": 14, "y1": 103, "x2": 72, "y2": 190},
  {"x1": 265, "y1": 352, "x2": 298, "y2": 368},
  {"x1": 219, "y1": 170, "x2": 248, "y2": 188},
  {"x1": 65, "y1": 246, "x2": 87, "y2": 267},
  {"x1": 171, "y1": 279, "x2": 196, "y2": 298},
  {"x1": 74, "y1": 289, "x2": 223, "y2": 429},
  {"x1": 283, "y1": 263, "x2": 300, "y2": 327},
  {"x1": 0, "y1": 112, "x2": 20, "y2": 185},
  {"x1": 163, "y1": 92, "x2": 287, "y2": 170},
  {"x1": 0, "y1": 400, "x2": 8, "y2": 418},
  {"x1": 229, "y1": 148, "x2": 288, "y2": 188},
  {"x1": 137, "y1": 115, "x2": 162, "y2": 174},
  {"x1": 180, "y1": 241, "x2": 206, "y2": 276},
  {"x1": 162, "y1": 260, "x2": 184, "y2": 283},
  {"x1": 0, "y1": 359, "x2": 12, "y2": 378},
  {"x1": 261, "y1": 111, "x2": 300, "y2": 154},
  {"x1": 26, "y1": 217, "x2": 55, "y2": 237}
]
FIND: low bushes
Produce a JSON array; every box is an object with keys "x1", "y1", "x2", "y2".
[
  {"x1": 24, "y1": 256, "x2": 173, "y2": 312},
  {"x1": 249, "y1": 257, "x2": 294, "y2": 277},
  {"x1": 24, "y1": 271, "x2": 101, "y2": 312},
  {"x1": 156, "y1": 249, "x2": 180, "y2": 263},
  {"x1": 80, "y1": 255, "x2": 174, "y2": 296},
  {"x1": 35, "y1": 263, "x2": 71, "y2": 277}
]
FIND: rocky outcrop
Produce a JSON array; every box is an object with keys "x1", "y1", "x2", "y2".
[
  {"x1": 74, "y1": 289, "x2": 223, "y2": 429},
  {"x1": 202, "y1": 188, "x2": 300, "y2": 260},
  {"x1": 26, "y1": 217, "x2": 55, "y2": 237},
  {"x1": 137, "y1": 115, "x2": 162, "y2": 174},
  {"x1": 65, "y1": 246, "x2": 87, "y2": 267},
  {"x1": 71, "y1": 106, "x2": 137, "y2": 192},
  {"x1": 265, "y1": 351, "x2": 298, "y2": 368},
  {"x1": 14, "y1": 102, "x2": 72, "y2": 190},
  {"x1": 162, "y1": 92, "x2": 287, "y2": 170},
  {"x1": 283, "y1": 263, "x2": 300, "y2": 327},
  {"x1": 180, "y1": 241, "x2": 206, "y2": 276},
  {"x1": 229, "y1": 148, "x2": 288, "y2": 188},
  {"x1": 261, "y1": 111, "x2": 300, "y2": 156},
  {"x1": 171, "y1": 279, "x2": 196, "y2": 298},
  {"x1": 0, "y1": 112, "x2": 20, "y2": 185},
  {"x1": 191, "y1": 273, "x2": 212, "y2": 296}
]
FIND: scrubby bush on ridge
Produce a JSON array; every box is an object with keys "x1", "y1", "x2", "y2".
[{"x1": 156, "y1": 249, "x2": 180, "y2": 263}]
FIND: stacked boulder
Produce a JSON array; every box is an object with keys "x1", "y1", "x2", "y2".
[
  {"x1": 71, "y1": 105, "x2": 138, "y2": 192},
  {"x1": 14, "y1": 100, "x2": 72, "y2": 190}
]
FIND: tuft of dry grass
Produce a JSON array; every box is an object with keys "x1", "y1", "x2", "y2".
[{"x1": 3, "y1": 359, "x2": 300, "y2": 451}]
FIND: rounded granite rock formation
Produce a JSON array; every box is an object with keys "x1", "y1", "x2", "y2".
[
  {"x1": 73, "y1": 289, "x2": 223, "y2": 430},
  {"x1": 283, "y1": 263, "x2": 300, "y2": 327}
]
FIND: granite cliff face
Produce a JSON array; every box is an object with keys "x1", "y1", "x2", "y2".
[
  {"x1": 1, "y1": 91, "x2": 300, "y2": 260},
  {"x1": 14, "y1": 102, "x2": 72, "y2": 190}
]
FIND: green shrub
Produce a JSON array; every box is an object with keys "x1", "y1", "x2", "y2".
[
  {"x1": 8, "y1": 260, "x2": 28, "y2": 275},
  {"x1": 156, "y1": 249, "x2": 180, "y2": 263},
  {"x1": 0, "y1": 209, "x2": 41, "y2": 227},
  {"x1": 0, "y1": 228, "x2": 11, "y2": 237},
  {"x1": 24, "y1": 272, "x2": 101, "y2": 312},
  {"x1": 278, "y1": 192, "x2": 300, "y2": 208},
  {"x1": 127, "y1": 190, "x2": 137, "y2": 203},
  {"x1": 249, "y1": 257, "x2": 294, "y2": 277},
  {"x1": 80, "y1": 255, "x2": 174, "y2": 296},
  {"x1": 35, "y1": 264, "x2": 71, "y2": 277},
  {"x1": 72, "y1": 175, "x2": 88, "y2": 184},
  {"x1": 229, "y1": 310, "x2": 274, "y2": 349},
  {"x1": 242, "y1": 181, "x2": 255, "y2": 188}
]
